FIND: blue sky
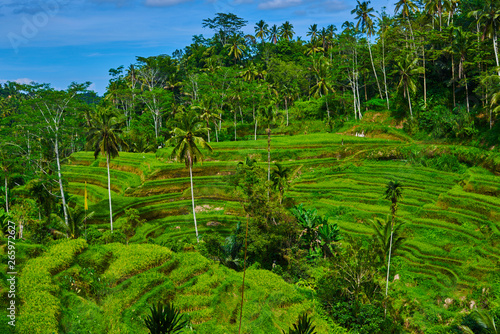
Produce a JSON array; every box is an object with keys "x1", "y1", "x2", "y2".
[{"x1": 0, "y1": 0, "x2": 394, "y2": 95}]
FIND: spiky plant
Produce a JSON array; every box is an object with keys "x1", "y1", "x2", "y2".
[
  {"x1": 282, "y1": 313, "x2": 317, "y2": 334},
  {"x1": 144, "y1": 302, "x2": 187, "y2": 334}
]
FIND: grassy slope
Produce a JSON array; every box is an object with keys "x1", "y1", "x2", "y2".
[{"x1": 37, "y1": 122, "x2": 500, "y2": 332}]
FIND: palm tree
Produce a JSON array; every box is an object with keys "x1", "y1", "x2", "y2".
[
  {"x1": 306, "y1": 24, "x2": 319, "y2": 42},
  {"x1": 271, "y1": 163, "x2": 292, "y2": 204},
  {"x1": 371, "y1": 215, "x2": 405, "y2": 265},
  {"x1": 269, "y1": 24, "x2": 279, "y2": 44},
  {"x1": 460, "y1": 309, "x2": 498, "y2": 334},
  {"x1": 225, "y1": 34, "x2": 246, "y2": 63},
  {"x1": 452, "y1": 26, "x2": 474, "y2": 113},
  {"x1": 384, "y1": 180, "x2": 403, "y2": 300},
  {"x1": 255, "y1": 20, "x2": 269, "y2": 45},
  {"x1": 393, "y1": 53, "x2": 424, "y2": 118},
  {"x1": 424, "y1": 0, "x2": 447, "y2": 30},
  {"x1": 471, "y1": 0, "x2": 500, "y2": 78},
  {"x1": 394, "y1": 0, "x2": 418, "y2": 47},
  {"x1": 86, "y1": 106, "x2": 127, "y2": 232},
  {"x1": 279, "y1": 21, "x2": 295, "y2": 41},
  {"x1": 309, "y1": 57, "x2": 334, "y2": 119},
  {"x1": 258, "y1": 102, "x2": 277, "y2": 191},
  {"x1": 352, "y1": 0, "x2": 384, "y2": 100},
  {"x1": 167, "y1": 114, "x2": 213, "y2": 243},
  {"x1": 191, "y1": 97, "x2": 221, "y2": 143},
  {"x1": 51, "y1": 205, "x2": 95, "y2": 239}
]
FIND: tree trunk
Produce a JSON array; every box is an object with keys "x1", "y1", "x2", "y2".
[
  {"x1": 267, "y1": 128, "x2": 271, "y2": 200},
  {"x1": 234, "y1": 110, "x2": 237, "y2": 141},
  {"x1": 493, "y1": 33, "x2": 500, "y2": 78},
  {"x1": 381, "y1": 34, "x2": 390, "y2": 110},
  {"x1": 107, "y1": 153, "x2": 113, "y2": 232},
  {"x1": 4, "y1": 175, "x2": 8, "y2": 213},
  {"x1": 254, "y1": 119, "x2": 258, "y2": 140},
  {"x1": 385, "y1": 220, "x2": 394, "y2": 316},
  {"x1": 189, "y1": 156, "x2": 199, "y2": 243},
  {"x1": 407, "y1": 85, "x2": 413, "y2": 119},
  {"x1": 422, "y1": 43, "x2": 427, "y2": 108},
  {"x1": 55, "y1": 133, "x2": 69, "y2": 227},
  {"x1": 285, "y1": 98, "x2": 289, "y2": 126},
  {"x1": 214, "y1": 121, "x2": 219, "y2": 142},
  {"x1": 452, "y1": 56, "x2": 456, "y2": 107},
  {"x1": 465, "y1": 74, "x2": 470, "y2": 114},
  {"x1": 367, "y1": 40, "x2": 383, "y2": 100}
]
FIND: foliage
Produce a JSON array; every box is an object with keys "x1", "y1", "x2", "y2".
[
  {"x1": 144, "y1": 302, "x2": 187, "y2": 334},
  {"x1": 17, "y1": 239, "x2": 88, "y2": 334},
  {"x1": 282, "y1": 313, "x2": 317, "y2": 334}
]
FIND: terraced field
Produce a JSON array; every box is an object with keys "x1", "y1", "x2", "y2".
[
  {"x1": 17, "y1": 240, "x2": 333, "y2": 334},
  {"x1": 61, "y1": 132, "x2": 500, "y2": 330}
]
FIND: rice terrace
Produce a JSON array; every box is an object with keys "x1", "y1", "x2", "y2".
[{"x1": 1, "y1": 2, "x2": 500, "y2": 334}]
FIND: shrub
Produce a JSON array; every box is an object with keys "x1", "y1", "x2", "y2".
[{"x1": 144, "y1": 302, "x2": 187, "y2": 334}]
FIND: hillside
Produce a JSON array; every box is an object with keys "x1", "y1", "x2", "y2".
[
  {"x1": 2, "y1": 127, "x2": 500, "y2": 333},
  {"x1": 57, "y1": 129, "x2": 500, "y2": 331}
]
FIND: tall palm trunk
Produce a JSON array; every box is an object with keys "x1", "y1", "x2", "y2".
[
  {"x1": 55, "y1": 133, "x2": 69, "y2": 227},
  {"x1": 285, "y1": 98, "x2": 289, "y2": 126},
  {"x1": 465, "y1": 74, "x2": 470, "y2": 113},
  {"x1": 381, "y1": 33, "x2": 390, "y2": 110},
  {"x1": 493, "y1": 33, "x2": 500, "y2": 78},
  {"x1": 254, "y1": 119, "x2": 258, "y2": 140},
  {"x1": 189, "y1": 156, "x2": 199, "y2": 243},
  {"x1": 407, "y1": 85, "x2": 413, "y2": 119},
  {"x1": 385, "y1": 219, "x2": 394, "y2": 316},
  {"x1": 107, "y1": 153, "x2": 113, "y2": 232},
  {"x1": 4, "y1": 175, "x2": 8, "y2": 213},
  {"x1": 234, "y1": 110, "x2": 237, "y2": 141},
  {"x1": 422, "y1": 42, "x2": 427, "y2": 108},
  {"x1": 267, "y1": 128, "x2": 271, "y2": 200},
  {"x1": 367, "y1": 40, "x2": 383, "y2": 100}
]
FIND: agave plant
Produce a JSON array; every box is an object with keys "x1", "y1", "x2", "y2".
[
  {"x1": 283, "y1": 313, "x2": 317, "y2": 334},
  {"x1": 144, "y1": 302, "x2": 187, "y2": 334}
]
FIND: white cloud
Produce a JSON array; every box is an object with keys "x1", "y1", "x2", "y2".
[
  {"x1": 258, "y1": 0, "x2": 301, "y2": 10},
  {"x1": 0, "y1": 78, "x2": 34, "y2": 84},
  {"x1": 144, "y1": 0, "x2": 192, "y2": 6}
]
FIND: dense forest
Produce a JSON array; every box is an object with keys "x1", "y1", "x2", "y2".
[{"x1": 1, "y1": 0, "x2": 500, "y2": 333}]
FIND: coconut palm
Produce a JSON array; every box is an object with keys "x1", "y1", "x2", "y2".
[
  {"x1": 279, "y1": 21, "x2": 295, "y2": 41},
  {"x1": 167, "y1": 113, "x2": 213, "y2": 243},
  {"x1": 225, "y1": 34, "x2": 246, "y2": 63},
  {"x1": 271, "y1": 163, "x2": 292, "y2": 204},
  {"x1": 384, "y1": 180, "x2": 403, "y2": 300},
  {"x1": 393, "y1": 53, "x2": 424, "y2": 119},
  {"x1": 191, "y1": 97, "x2": 221, "y2": 143},
  {"x1": 255, "y1": 20, "x2": 269, "y2": 45},
  {"x1": 471, "y1": 0, "x2": 500, "y2": 78},
  {"x1": 460, "y1": 309, "x2": 498, "y2": 334},
  {"x1": 306, "y1": 24, "x2": 319, "y2": 42},
  {"x1": 351, "y1": 0, "x2": 384, "y2": 100},
  {"x1": 269, "y1": 24, "x2": 279, "y2": 44},
  {"x1": 394, "y1": 0, "x2": 418, "y2": 47},
  {"x1": 371, "y1": 215, "x2": 406, "y2": 265},
  {"x1": 86, "y1": 106, "x2": 127, "y2": 232},
  {"x1": 51, "y1": 205, "x2": 95, "y2": 239}
]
